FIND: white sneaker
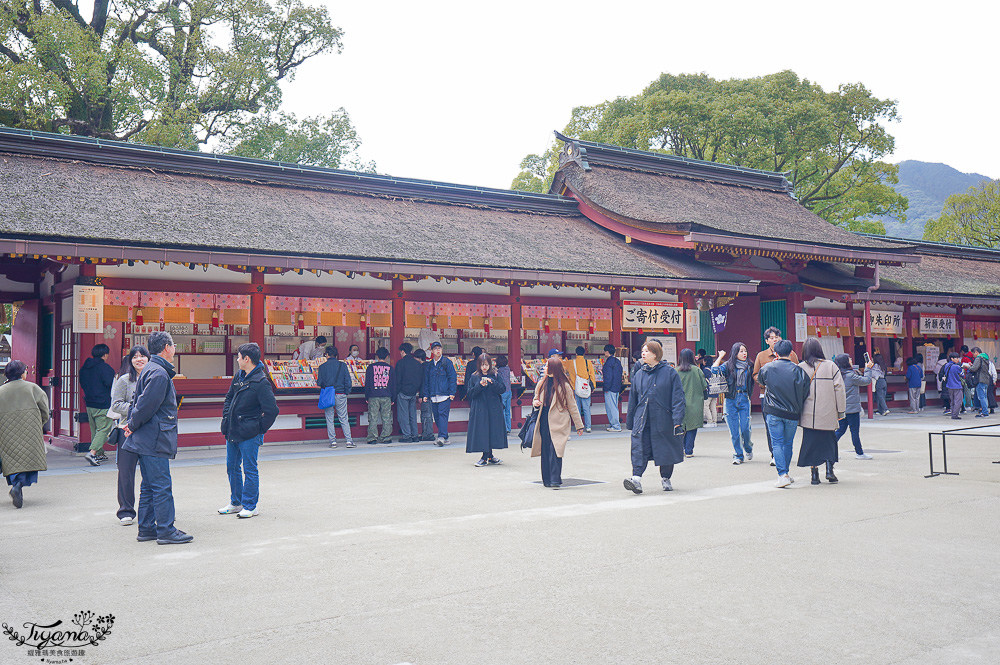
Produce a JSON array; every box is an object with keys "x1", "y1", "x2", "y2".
[
  {"x1": 218, "y1": 502, "x2": 242, "y2": 515},
  {"x1": 585, "y1": 427, "x2": 592, "y2": 433},
  {"x1": 238, "y1": 508, "x2": 259, "y2": 518},
  {"x1": 732, "y1": 456, "x2": 743, "y2": 465},
  {"x1": 775, "y1": 475, "x2": 792, "y2": 488},
  {"x1": 769, "y1": 456, "x2": 776, "y2": 467},
  {"x1": 119, "y1": 516, "x2": 134, "y2": 526},
  {"x1": 434, "y1": 437, "x2": 445, "y2": 447},
  {"x1": 856, "y1": 453, "x2": 873, "y2": 460},
  {"x1": 661, "y1": 478, "x2": 673, "y2": 491},
  {"x1": 745, "y1": 448, "x2": 753, "y2": 462},
  {"x1": 623, "y1": 476, "x2": 643, "y2": 494}
]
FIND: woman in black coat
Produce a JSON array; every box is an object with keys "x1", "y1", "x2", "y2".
[
  {"x1": 624, "y1": 339, "x2": 687, "y2": 493},
  {"x1": 465, "y1": 352, "x2": 508, "y2": 467}
]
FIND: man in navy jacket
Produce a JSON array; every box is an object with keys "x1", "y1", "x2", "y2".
[
  {"x1": 602, "y1": 344, "x2": 624, "y2": 432},
  {"x1": 122, "y1": 331, "x2": 192, "y2": 545},
  {"x1": 422, "y1": 341, "x2": 457, "y2": 446}
]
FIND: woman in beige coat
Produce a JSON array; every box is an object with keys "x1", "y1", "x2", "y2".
[
  {"x1": 797, "y1": 338, "x2": 847, "y2": 485},
  {"x1": 0, "y1": 360, "x2": 49, "y2": 508},
  {"x1": 531, "y1": 357, "x2": 584, "y2": 488}
]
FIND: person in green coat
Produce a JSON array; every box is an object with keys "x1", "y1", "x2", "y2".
[
  {"x1": 677, "y1": 348, "x2": 709, "y2": 457},
  {"x1": 0, "y1": 360, "x2": 49, "y2": 508}
]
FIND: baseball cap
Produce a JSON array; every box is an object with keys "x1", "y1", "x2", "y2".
[
  {"x1": 430, "y1": 341, "x2": 442, "y2": 349},
  {"x1": 547, "y1": 348, "x2": 561, "y2": 357}
]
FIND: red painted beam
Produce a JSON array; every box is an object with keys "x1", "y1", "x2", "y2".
[{"x1": 565, "y1": 189, "x2": 695, "y2": 249}]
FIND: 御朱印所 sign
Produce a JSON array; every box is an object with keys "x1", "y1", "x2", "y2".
[{"x1": 622, "y1": 301, "x2": 683, "y2": 331}]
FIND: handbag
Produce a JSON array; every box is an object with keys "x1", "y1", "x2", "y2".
[
  {"x1": 518, "y1": 407, "x2": 539, "y2": 449},
  {"x1": 107, "y1": 427, "x2": 124, "y2": 447},
  {"x1": 707, "y1": 372, "x2": 727, "y2": 396},
  {"x1": 574, "y1": 375, "x2": 592, "y2": 399},
  {"x1": 318, "y1": 386, "x2": 337, "y2": 410}
]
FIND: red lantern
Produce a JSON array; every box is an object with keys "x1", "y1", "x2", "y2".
[
  {"x1": 297, "y1": 312, "x2": 305, "y2": 331},
  {"x1": 544, "y1": 319, "x2": 550, "y2": 333},
  {"x1": 431, "y1": 315, "x2": 438, "y2": 331},
  {"x1": 135, "y1": 307, "x2": 144, "y2": 326},
  {"x1": 588, "y1": 320, "x2": 595, "y2": 334},
  {"x1": 360, "y1": 314, "x2": 367, "y2": 332},
  {"x1": 484, "y1": 320, "x2": 491, "y2": 336}
]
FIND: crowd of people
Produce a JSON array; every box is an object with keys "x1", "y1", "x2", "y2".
[{"x1": 4, "y1": 325, "x2": 996, "y2": 534}]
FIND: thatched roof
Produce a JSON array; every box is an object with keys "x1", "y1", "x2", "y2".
[
  {"x1": 557, "y1": 161, "x2": 904, "y2": 251},
  {"x1": 0, "y1": 149, "x2": 748, "y2": 286}
]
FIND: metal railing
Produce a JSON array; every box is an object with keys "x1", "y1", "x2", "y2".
[{"x1": 926, "y1": 422, "x2": 1000, "y2": 478}]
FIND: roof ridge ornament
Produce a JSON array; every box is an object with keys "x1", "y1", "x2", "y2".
[{"x1": 555, "y1": 132, "x2": 590, "y2": 171}]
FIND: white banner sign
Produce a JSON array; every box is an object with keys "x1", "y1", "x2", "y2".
[
  {"x1": 622, "y1": 300, "x2": 683, "y2": 331},
  {"x1": 645, "y1": 335, "x2": 678, "y2": 366},
  {"x1": 866, "y1": 310, "x2": 903, "y2": 336},
  {"x1": 685, "y1": 310, "x2": 700, "y2": 342},
  {"x1": 73, "y1": 285, "x2": 104, "y2": 333},
  {"x1": 919, "y1": 314, "x2": 957, "y2": 335},
  {"x1": 794, "y1": 312, "x2": 807, "y2": 343}
]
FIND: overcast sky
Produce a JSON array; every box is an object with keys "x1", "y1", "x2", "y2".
[{"x1": 281, "y1": 1, "x2": 999, "y2": 189}]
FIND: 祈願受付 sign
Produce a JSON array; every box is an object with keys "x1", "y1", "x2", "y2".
[{"x1": 918, "y1": 314, "x2": 957, "y2": 336}]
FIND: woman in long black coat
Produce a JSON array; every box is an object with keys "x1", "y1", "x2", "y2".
[
  {"x1": 465, "y1": 352, "x2": 508, "y2": 467},
  {"x1": 624, "y1": 339, "x2": 687, "y2": 493}
]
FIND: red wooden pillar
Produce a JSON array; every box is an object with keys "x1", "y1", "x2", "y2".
[
  {"x1": 390, "y1": 278, "x2": 405, "y2": 355},
  {"x1": 250, "y1": 270, "x2": 265, "y2": 350},
  {"x1": 786, "y1": 291, "x2": 804, "y2": 359},
  {"x1": 903, "y1": 304, "x2": 912, "y2": 362},
  {"x1": 611, "y1": 289, "x2": 623, "y2": 348},
  {"x1": 956, "y1": 305, "x2": 964, "y2": 349},
  {"x1": 864, "y1": 300, "x2": 874, "y2": 419},
  {"x1": 508, "y1": 285, "x2": 522, "y2": 382}
]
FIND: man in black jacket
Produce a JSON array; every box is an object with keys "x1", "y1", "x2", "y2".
[
  {"x1": 79, "y1": 343, "x2": 117, "y2": 466},
  {"x1": 395, "y1": 342, "x2": 424, "y2": 443},
  {"x1": 121, "y1": 331, "x2": 191, "y2": 544},
  {"x1": 757, "y1": 340, "x2": 811, "y2": 488},
  {"x1": 218, "y1": 343, "x2": 279, "y2": 519},
  {"x1": 317, "y1": 345, "x2": 353, "y2": 448}
]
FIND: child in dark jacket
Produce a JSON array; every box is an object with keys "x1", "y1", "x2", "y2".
[{"x1": 365, "y1": 347, "x2": 395, "y2": 444}]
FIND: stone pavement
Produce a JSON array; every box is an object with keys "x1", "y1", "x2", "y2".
[{"x1": 2, "y1": 412, "x2": 999, "y2": 665}]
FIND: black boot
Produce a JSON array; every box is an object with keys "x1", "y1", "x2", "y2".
[
  {"x1": 825, "y1": 461, "x2": 839, "y2": 483},
  {"x1": 810, "y1": 467, "x2": 821, "y2": 485}
]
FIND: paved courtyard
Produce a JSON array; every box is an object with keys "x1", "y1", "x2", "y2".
[{"x1": 3, "y1": 412, "x2": 1000, "y2": 665}]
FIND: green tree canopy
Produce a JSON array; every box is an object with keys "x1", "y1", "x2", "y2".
[
  {"x1": 922, "y1": 180, "x2": 1000, "y2": 246},
  {"x1": 513, "y1": 70, "x2": 907, "y2": 234},
  {"x1": 1, "y1": 0, "x2": 372, "y2": 169}
]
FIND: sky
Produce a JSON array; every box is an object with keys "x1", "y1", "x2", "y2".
[{"x1": 280, "y1": 1, "x2": 999, "y2": 189}]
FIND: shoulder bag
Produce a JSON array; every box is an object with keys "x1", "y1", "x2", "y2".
[{"x1": 318, "y1": 386, "x2": 337, "y2": 410}]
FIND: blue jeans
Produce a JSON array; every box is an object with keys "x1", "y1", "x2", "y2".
[
  {"x1": 605, "y1": 391, "x2": 621, "y2": 430},
  {"x1": 683, "y1": 429, "x2": 698, "y2": 455},
  {"x1": 575, "y1": 395, "x2": 592, "y2": 429},
  {"x1": 227, "y1": 434, "x2": 263, "y2": 511},
  {"x1": 725, "y1": 392, "x2": 752, "y2": 459},
  {"x1": 431, "y1": 398, "x2": 451, "y2": 440},
  {"x1": 136, "y1": 455, "x2": 177, "y2": 539},
  {"x1": 835, "y1": 412, "x2": 863, "y2": 455},
  {"x1": 501, "y1": 390, "x2": 512, "y2": 432},
  {"x1": 976, "y1": 382, "x2": 989, "y2": 416},
  {"x1": 765, "y1": 414, "x2": 798, "y2": 477}
]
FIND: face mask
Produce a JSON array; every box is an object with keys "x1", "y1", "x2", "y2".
[{"x1": 350, "y1": 350, "x2": 359, "y2": 358}]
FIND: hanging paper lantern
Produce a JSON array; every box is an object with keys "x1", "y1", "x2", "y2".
[
  {"x1": 135, "y1": 307, "x2": 144, "y2": 326},
  {"x1": 431, "y1": 315, "x2": 438, "y2": 331},
  {"x1": 588, "y1": 320, "x2": 595, "y2": 334},
  {"x1": 211, "y1": 309, "x2": 220, "y2": 328},
  {"x1": 360, "y1": 314, "x2": 368, "y2": 332},
  {"x1": 297, "y1": 312, "x2": 305, "y2": 331},
  {"x1": 544, "y1": 318, "x2": 550, "y2": 334}
]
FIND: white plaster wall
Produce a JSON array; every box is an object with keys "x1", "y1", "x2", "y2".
[{"x1": 97, "y1": 262, "x2": 251, "y2": 283}]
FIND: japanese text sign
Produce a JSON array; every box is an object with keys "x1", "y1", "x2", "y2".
[
  {"x1": 866, "y1": 310, "x2": 903, "y2": 336},
  {"x1": 622, "y1": 301, "x2": 683, "y2": 331},
  {"x1": 918, "y1": 314, "x2": 957, "y2": 336}
]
